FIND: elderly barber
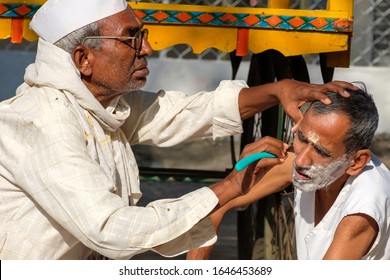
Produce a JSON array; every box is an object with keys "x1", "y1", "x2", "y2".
[{"x1": 0, "y1": 0, "x2": 355, "y2": 259}]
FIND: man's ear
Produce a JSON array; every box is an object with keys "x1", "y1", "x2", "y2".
[
  {"x1": 72, "y1": 46, "x2": 94, "y2": 77},
  {"x1": 346, "y1": 149, "x2": 371, "y2": 176}
]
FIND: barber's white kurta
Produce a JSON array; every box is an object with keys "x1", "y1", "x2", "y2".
[
  {"x1": 0, "y1": 39, "x2": 246, "y2": 259},
  {"x1": 294, "y1": 154, "x2": 390, "y2": 259}
]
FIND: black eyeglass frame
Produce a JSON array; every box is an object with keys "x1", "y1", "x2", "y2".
[{"x1": 81, "y1": 29, "x2": 149, "y2": 53}]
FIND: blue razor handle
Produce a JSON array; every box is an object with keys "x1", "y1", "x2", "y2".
[{"x1": 235, "y1": 151, "x2": 276, "y2": 171}]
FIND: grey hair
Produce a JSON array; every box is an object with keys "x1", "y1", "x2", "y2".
[
  {"x1": 54, "y1": 21, "x2": 101, "y2": 53},
  {"x1": 309, "y1": 82, "x2": 379, "y2": 155}
]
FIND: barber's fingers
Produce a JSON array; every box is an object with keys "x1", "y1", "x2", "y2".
[
  {"x1": 287, "y1": 80, "x2": 358, "y2": 128},
  {"x1": 322, "y1": 80, "x2": 358, "y2": 95},
  {"x1": 305, "y1": 81, "x2": 358, "y2": 104},
  {"x1": 291, "y1": 119, "x2": 301, "y2": 133},
  {"x1": 252, "y1": 158, "x2": 279, "y2": 178},
  {"x1": 240, "y1": 136, "x2": 289, "y2": 161},
  {"x1": 286, "y1": 107, "x2": 304, "y2": 126}
]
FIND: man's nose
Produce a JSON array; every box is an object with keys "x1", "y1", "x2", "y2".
[{"x1": 294, "y1": 145, "x2": 313, "y2": 168}]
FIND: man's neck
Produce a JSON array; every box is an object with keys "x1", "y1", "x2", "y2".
[{"x1": 314, "y1": 173, "x2": 349, "y2": 226}]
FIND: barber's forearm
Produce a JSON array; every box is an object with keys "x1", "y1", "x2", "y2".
[
  {"x1": 238, "y1": 83, "x2": 280, "y2": 120},
  {"x1": 209, "y1": 178, "x2": 241, "y2": 208},
  {"x1": 214, "y1": 154, "x2": 293, "y2": 211}
]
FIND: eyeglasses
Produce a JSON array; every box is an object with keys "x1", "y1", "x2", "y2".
[{"x1": 81, "y1": 29, "x2": 149, "y2": 53}]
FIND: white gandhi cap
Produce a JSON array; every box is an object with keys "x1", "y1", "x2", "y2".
[{"x1": 30, "y1": 0, "x2": 128, "y2": 43}]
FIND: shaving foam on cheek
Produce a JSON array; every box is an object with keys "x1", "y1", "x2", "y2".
[{"x1": 293, "y1": 155, "x2": 350, "y2": 192}]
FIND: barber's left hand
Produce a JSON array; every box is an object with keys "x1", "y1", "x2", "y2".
[
  {"x1": 225, "y1": 136, "x2": 289, "y2": 196},
  {"x1": 275, "y1": 79, "x2": 357, "y2": 130}
]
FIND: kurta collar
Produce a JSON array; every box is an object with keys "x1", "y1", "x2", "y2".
[{"x1": 20, "y1": 38, "x2": 130, "y2": 132}]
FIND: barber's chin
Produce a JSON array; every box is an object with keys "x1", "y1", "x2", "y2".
[{"x1": 129, "y1": 80, "x2": 146, "y2": 91}]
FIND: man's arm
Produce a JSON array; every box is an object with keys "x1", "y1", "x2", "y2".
[{"x1": 323, "y1": 213, "x2": 379, "y2": 259}]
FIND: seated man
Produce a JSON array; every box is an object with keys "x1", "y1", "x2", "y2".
[{"x1": 188, "y1": 84, "x2": 390, "y2": 260}]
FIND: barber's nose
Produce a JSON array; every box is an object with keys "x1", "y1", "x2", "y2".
[{"x1": 139, "y1": 37, "x2": 153, "y2": 56}]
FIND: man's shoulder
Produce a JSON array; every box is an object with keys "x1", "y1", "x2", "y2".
[
  {"x1": 0, "y1": 86, "x2": 77, "y2": 125},
  {"x1": 354, "y1": 154, "x2": 390, "y2": 185},
  {"x1": 345, "y1": 154, "x2": 390, "y2": 209}
]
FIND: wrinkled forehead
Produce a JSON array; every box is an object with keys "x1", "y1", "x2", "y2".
[
  {"x1": 298, "y1": 109, "x2": 350, "y2": 148},
  {"x1": 99, "y1": 6, "x2": 143, "y2": 35}
]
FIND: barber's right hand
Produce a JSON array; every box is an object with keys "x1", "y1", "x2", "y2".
[{"x1": 226, "y1": 136, "x2": 289, "y2": 197}]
